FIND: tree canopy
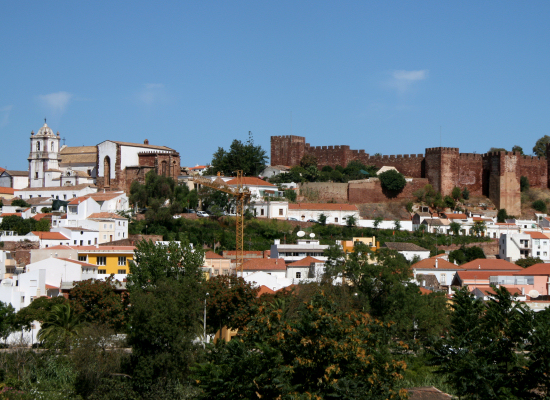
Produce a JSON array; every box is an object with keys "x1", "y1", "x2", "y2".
[
  {"x1": 533, "y1": 135, "x2": 550, "y2": 158},
  {"x1": 205, "y1": 132, "x2": 268, "y2": 177},
  {"x1": 378, "y1": 169, "x2": 407, "y2": 192}
]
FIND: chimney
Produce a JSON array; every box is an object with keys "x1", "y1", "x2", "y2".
[
  {"x1": 521, "y1": 287, "x2": 525, "y2": 295},
  {"x1": 144, "y1": 139, "x2": 149, "y2": 145},
  {"x1": 422, "y1": 280, "x2": 426, "y2": 287},
  {"x1": 435, "y1": 259, "x2": 438, "y2": 269}
]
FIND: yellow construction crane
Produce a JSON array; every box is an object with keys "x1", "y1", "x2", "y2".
[{"x1": 191, "y1": 171, "x2": 251, "y2": 275}]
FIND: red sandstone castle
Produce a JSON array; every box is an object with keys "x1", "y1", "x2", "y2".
[{"x1": 271, "y1": 135, "x2": 550, "y2": 216}]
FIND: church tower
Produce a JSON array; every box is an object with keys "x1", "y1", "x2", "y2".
[{"x1": 28, "y1": 121, "x2": 61, "y2": 188}]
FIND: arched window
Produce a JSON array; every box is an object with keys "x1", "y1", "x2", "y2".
[
  {"x1": 104, "y1": 156, "x2": 111, "y2": 187},
  {"x1": 161, "y1": 160, "x2": 168, "y2": 176},
  {"x1": 36, "y1": 141, "x2": 41, "y2": 151},
  {"x1": 51, "y1": 142, "x2": 54, "y2": 152}
]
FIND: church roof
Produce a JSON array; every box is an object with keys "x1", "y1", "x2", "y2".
[
  {"x1": 59, "y1": 146, "x2": 97, "y2": 164},
  {"x1": 35, "y1": 123, "x2": 57, "y2": 137},
  {"x1": 110, "y1": 141, "x2": 176, "y2": 152},
  {"x1": 16, "y1": 184, "x2": 97, "y2": 192}
]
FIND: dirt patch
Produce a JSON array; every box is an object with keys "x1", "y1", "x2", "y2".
[{"x1": 356, "y1": 202, "x2": 411, "y2": 221}]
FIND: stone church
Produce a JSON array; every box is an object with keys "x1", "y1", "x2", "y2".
[{"x1": 27, "y1": 122, "x2": 181, "y2": 194}]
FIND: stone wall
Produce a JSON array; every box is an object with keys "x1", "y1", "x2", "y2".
[
  {"x1": 348, "y1": 178, "x2": 430, "y2": 203},
  {"x1": 270, "y1": 136, "x2": 306, "y2": 167},
  {"x1": 298, "y1": 182, "x2": 348, "y2": 203}
]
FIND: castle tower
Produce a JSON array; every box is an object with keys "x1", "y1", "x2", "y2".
[
  {"x1": 28, "y1": 121, "x2": 61, "y2": 188},
  {"x1": 424, "y1": 147, "x2": 460, "y2": 196},
  {"x1": 270, "y1": 135, "x2": 306, "y2": 167}
]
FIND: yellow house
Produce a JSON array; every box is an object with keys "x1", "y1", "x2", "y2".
[
  {"x1": 342, "y1": 237, "x2": 379, "y2": 253},
  {"x1": 75, "y1": 245, "x2": 135, "y2": 275}
]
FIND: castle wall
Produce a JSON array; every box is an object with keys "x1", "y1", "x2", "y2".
[
  {"x1": 458, "y1": 153, "x2": 483, "y2": 196},
  {"x1": 485, "y1": 152, "x2": 521, "y2": 216},
  {"x1": 270, "y1": 136, "x2": 306, "y2": 167},
  {"x1": 518, "y1": 154, "x2": 547, "y2": 189},
  {"x1": 298, "y1": 182, "x2": 348, "y2": 203},
  {"x1": 348, "y1": 178, "x2": 430, "y2": 203}
]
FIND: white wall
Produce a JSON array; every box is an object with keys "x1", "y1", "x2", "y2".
[
  {"x1": 356, "y1": 219, "x2": 413, "y2": 231},
  {"x1": 97, "y1": 141, "x2": 118, "y2": 180}
]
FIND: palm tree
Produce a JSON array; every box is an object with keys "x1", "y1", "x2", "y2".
[
  {"x1": 449, "y1": 222, "x2": 461, "y2": 236},
  {"x1": 38, "y1": 303, "x2": 85, "y2": 351}
]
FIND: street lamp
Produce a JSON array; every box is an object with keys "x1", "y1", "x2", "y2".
[{"x1": 203, "y1": 292, "x2": 209, "y2": 348}]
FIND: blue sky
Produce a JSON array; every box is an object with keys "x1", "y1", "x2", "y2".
[{"x1": 2, "y1": 1, "x2": 550, "y2": 171}]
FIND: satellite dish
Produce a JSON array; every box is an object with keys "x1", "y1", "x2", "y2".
[
  {"x1": 309, "y1": 233, "x2": 315, "y2": 238},
  {"x1": 529, "y1": 289, "x2": 540, "y2": 299},
  {"x1": 297, "y1": 231, "x2": 305, "y2": 237}
]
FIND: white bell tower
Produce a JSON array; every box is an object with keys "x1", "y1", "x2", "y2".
[{"x1": 28, "y1": 120, "x2": 61, "y2": 188}]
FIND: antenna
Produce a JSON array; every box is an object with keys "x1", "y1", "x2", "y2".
[
  {"x1": 440, "y1": 126, "x2": 442, "y2": 147},
  {"x1": 290, "y1": 111, "x2": 293, "y2": 135}
]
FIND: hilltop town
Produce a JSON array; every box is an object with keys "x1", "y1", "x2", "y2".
[{"x1": 0, "y1": 122, "x2": 550, "y2": 398}]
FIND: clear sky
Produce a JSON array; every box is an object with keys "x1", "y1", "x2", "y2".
[{"x1": 2, "y1": 1, "x2": 550, "y2": 171}]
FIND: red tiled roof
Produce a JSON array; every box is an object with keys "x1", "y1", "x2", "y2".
[
  {"x1": 32, "y1": 213, "x2": 52, "y2": 221},
  {"x1": 456, "y1": 271, "x2": 516, "y2": 281},
  {"x1": 46, "y1": 245, "x2": 135, "y2": 252},
  {"x1": 460, "y1": 259, "x2": 522, "y2": 271},
  {"x1": 514, "y1": 263, "x2": 550, "y2": 276},
  {"x1": 472, "y1": 285, "x2": 522, "y2": 296},
  {"x1": 412, "y1": 258, "x2": 462, "y2": 270},
  {"x1": 85, "y1": 192, "x2": 124, "y2": 201},
  {"x1": 528, "y1": 232, "x2": 548, "y2": 239},
  {"x1": 288, "y1": 203, "x2": 358, "y2": 211},
  {"x1": 225, "y1": 177, "x2": 276, "y2": 187},
  {"x1": 30, "y1": 231, "x2": 68, "y2": 240},
  {"x1": 257, "y1": 285, "x2": 275, "y2": 297},
  {"x1": 190, "y1": 165, "x2": 207, "y2": 170},
  {"x1": 204, "y1": 251, "x2": 225, "y2": 259},
  {"x1": 56, "y1": 257, "x2": 97, "y2": 267},
  {"x1": 87, "y1": 212, "x2": 126, "y2": 220},
  {"x1": 472, "y1": 217, "x2": 493, "y2": 222},
  {"x1": 68, "y1": 196, "x2": 89, "y2": 205},
  {"x1": 0, "y1": 187, "x2": 14, "y2": 195},
  {"x1": 242, "y1": 258, "x2": 286, "y2": 271},
  {"x1": 287, "y1": 256, "x2": 322, "y2": 267},
  {"x1": 420, "y1": 287, "x2": 433, "y2": 295},
  {"x1": 0, "y1": 213, "x2": 22, "y2": 217},
  {"x1": 444, "y1": 213, "x2": 468, "y2": 219},
  {"x1": 45, "y1": 284, "x2": 59, "y2": 289}
]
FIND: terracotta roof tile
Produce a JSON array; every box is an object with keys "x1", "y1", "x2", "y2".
[
  {"x1": 204, "y1": 251, "x2": 225, "y2": 259},
  {"x1": 287, "y1": 256, "x2": 322, "y2": 267},
  {"x1": 257, "y1": 285, "x2": 275, "y2": 297},
  {"x1": 443, "y1": 213, "x2": 468, "y2": 219},
  {"x1": 460, "y1": 259, "x2": 522, "y2": 271},
  {"x1": 56, "y1": 257, "x2": 97, "y2": 267},
  {"x1": 87, "y1": 212, "x2": 126, "y2": 220},
  {"x1": 514, "y1": 263, "x2": 550, "y2": 276},
  {"x1": 242, "y1": 258, "x2": 286, "y2": 271},
  {"x1": 30, "y1": 231, "x2": 68, "y2": 240},
  {"x1": 412, "y1": 258, "x2": 462, "y2": 270},
  {"x1": 528, "y1": 232, "x2": 548, "y2": 239},
  {"x1": 0, "y1": 187, "x2": 14, "y2": 195}
]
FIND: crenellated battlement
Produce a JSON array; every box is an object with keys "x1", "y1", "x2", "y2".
[
  {"x1": 459, "y1": 153, "x2": 483, "y2": 160},
  {"x1": 425, "y1": 147, "x2": 460, "y2": 154}
]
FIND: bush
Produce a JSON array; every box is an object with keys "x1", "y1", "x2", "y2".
[
  {"x1": 284, "y1": 189, "x2": 297, "y2": 202},
  {"x1": 378, "y1": 170, "x2": 406, "y2": 192},
  {"x1": 497, "y1": 209, "x2": 508, "y2": 223},
  {"x1": 462, "y1": 187, "x2": 470, "y2": 200},
  {"x1": 451, "y1": 186, "x2": 462, "y2": 201},
  {"x1": 532, "y1": 200, "x2": 547, "y2": 213},
  {"x1": 520, "y1": 176, "x2": 530, "y2": 192}
]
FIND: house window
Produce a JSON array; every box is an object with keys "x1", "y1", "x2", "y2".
[
  {"x1": 296, "y1": 272, "x2": 301, "y2": 279},
  {"x1": 78, "y1": 256, "x2": 87, "y2": 262},
  {"x1": 88, "y1": 240, "x2": 91, "y2": 245},
  {"x1": 103, "y1": 224, "x2": 107, "y2": 229},
  {"x1": 110, "y1": 224, "x2": 113, "y2": 229},
  {"x1": 63, "y1": 195, "x2": 67, "y2": 200},
  {"x1": 98, "y1": 269, "x2": 106, "y2": 274},
  {"x1": 118, "y1": 269, "x2": 127, "y2": 274},
  {"x1": 73, "y1": 240, "x2": 77, "y2": 245},
  {"x1": 96, "y1": 257, "x2": 106, "y2": 266},
  {"x1": 103, "y1": 235, "x2": 107, "y2": 240},
  {"x1": 279, "y1": 209, "x2": 283, "y2": 216},
  {"x1": 440, "y1": 273, "x2": 446, "y2": 284},
  {"x1": 335, "y1": 217, "x2": 338, "y2": 223},
  {"x1": 118, "y1": 256, "x2": 126, "y2": 266},
  {"x1": 261, "y1": 209, "x2": 264, "y2": 216},
  {"x1": 36, "y1": 142, "x2": 40, "y2": 151}
]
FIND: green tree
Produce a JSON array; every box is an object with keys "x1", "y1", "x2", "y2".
[
  {"x1": 378, "y1": 169, "x2": 406, "y2": 192},
  {"x1": 533, "y1": 135, "x2": 550, "y2": 158},
  {"x1": 489, "y1": 147, "x2": 507, "y2": 152},
  {"x1": 299, "y1": 153, "x2": 317, "y2": 168},
  {"x1": 283, "y1": 188, "x2": 296, "y2": 202},
  {"x1": 512, "y1": 145, "x2": 524, "y2": 154},
  {"x1": 373, "y1": 216, "x2": 384, "y2": 229},
  {"x1": 462, "y1": 187, "x2": 470, "y2": 200},
  {"x1": 346, "y1": 214, "x2": 357, "y2": 227},
  {"x1": 70, "y1": 277, "x2": 127, "y2": 332},
  {"x1": 10, "y1": 198, "x2": 31, "y2": 208},
  {"x1": 204, "y1": 275, "x2": 259, "y2": 335},
  {"x1": 194, "y1": 290, "x2": 408, "y2": 399},
  {"x1": 520, "y1": 176, "x2": 530, "y2": 192},
  {"x1": 443, "y1": 195, "x2": 455, "y2": 208},
  {"x1": 14, "y1": 296, "x2": 67, "y2": 328},
  {"x1": 406, "y1": 201, "x2": 414, "y2": 214},
  {"x1": 497, "y1": 208, "x2": 508, "y2": 223},
  {"x1": 318, "y1": 213, "x2": 327, "y2": 226},
  {"x1": 450, "y1": 221, "x2": 461, "y2": 236},
  {"x1": 393, "y1": 219, "x2": 401, "y2": 231},
  {"x1": 472, "y1": 221, "x2": 487, "y2": 236},
  {"x1": 206, "y1": 132, "x2": 268, "y2": 176},
  {"x1": 532, "y1": 199, "x2": 547, "y2": 213},
  {"x1": 127, "y1": 240, "x2": 206, "y2": 391},
  {"x1": 515, "y1": 257, "x2": 543, "y2": 268},
  {"x1": 452, "y1": 186, "x2": 462, "y2": 201},
  {"x1": 38, "y1": 303, "x2": 85, "y2": 352},
  {"x1": 449, "y1": 246, "x2": 486, "y2": 265},
  {"x1": 0, "y1": 301, "x2": 17, "y2": 343}
]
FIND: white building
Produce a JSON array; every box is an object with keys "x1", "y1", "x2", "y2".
[
  {"x1": 271, "y1": 238, "x2": 329, "y2": 263},
  {"x1": 251, "y1": 200, "x2": 288, "y2": 220},
  {"x1": 16, "y1": 183, "x2": 97, "y2": 202},
  {"x1": 357, "y1": 219, "x2": 413, "y2": 231},
  {"x1": 26, "y1": 231, "x2": 70, "y2": 248},
  {"x1": 239, "y1": 258, "x2": 287, "y2": 280},
  {"x1": 499, "y1": 232, "x2": 550, "y2": 262},
  {"x1": 287, "y1": 203, "x2": 359, "y2": 225},
  {"x1": 51, "y1": 227, "x2": 98, "y2": 246},
  {"x1": 0, "y1": 170, "x2": 29, "y2": 190},
  {"x1": 286, "y1": 256, "x2": 324, "y2": 283},
  {"x1": 411, "y1": 256, "x2": 464, "y2": 286},
  {"x1": 384, "y1": 242, "x2": 430, "y2": 262},
  {"x1": 225, "y1": 176, "x2": 282, "y2": 201}
]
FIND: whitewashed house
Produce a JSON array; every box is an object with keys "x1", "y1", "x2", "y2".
[{"x1": 287, "y1": 203, "x2": 359, "y2": 225}]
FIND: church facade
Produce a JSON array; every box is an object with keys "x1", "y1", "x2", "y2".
[{"x1": 26, "y1": 122, "x2": 181, "y2": 195}]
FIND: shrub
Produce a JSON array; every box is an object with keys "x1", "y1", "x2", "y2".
[
  {"x1": 520, "y1": 176, "x2": 530, "y2": 192},
  {"x1": 532, "y1": 200, "x2": 547, "y2": 213},
  {"x1": 462, "y1": 187, "x2": 470, "y2": 200},
  {"x1": 451, "y1": 186, "x2": 462, "y2": 201},
  {"x1": 378, "y1": 170, "x2": 406, "y2": 192},
  {"x1": 497, "y1": 209, "x2": 508, "y2": 223}
]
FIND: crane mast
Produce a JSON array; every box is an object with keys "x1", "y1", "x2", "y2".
[{"x1": 191, "y1": 171, "x2": 250, "y2": 275}]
